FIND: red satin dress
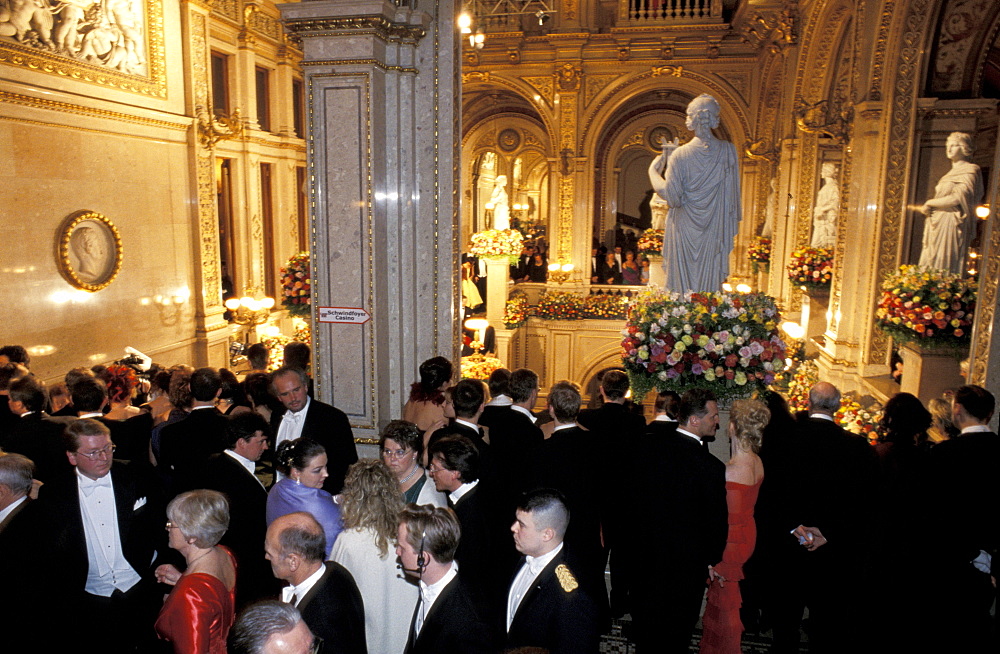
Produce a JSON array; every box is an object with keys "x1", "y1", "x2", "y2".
[
  {"x1": 699, "y1": 478, "x2": 763, "y2": 654},
  {"x1": 155, "y1": 547, "x2": 237, "y2": 654}
]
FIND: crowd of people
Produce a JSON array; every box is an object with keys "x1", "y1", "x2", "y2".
[{"x1": 0, "y1": 341, "x2": 997, "y2": 653}]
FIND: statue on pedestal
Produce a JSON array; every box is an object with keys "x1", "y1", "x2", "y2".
[
  {"x1": 648, "y1": 94, "x2": 741, "y2": 293},
  {"x1": 489, "y1": 175, "x2": 510, "y2": 230},
  {"x1": 917, "y1": 132, "x2": 984, "y2": 274},
  {"x1": 810, "y1": 163, "x2": 839, "y2": 249}
]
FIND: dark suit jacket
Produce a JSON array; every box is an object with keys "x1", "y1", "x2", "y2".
[
  {"x1": 404, "y1": 574, "x2": 495, "y2": 654},
  {"x1": 645, "y1": 417, "x2": 679, "y2": 439},
  {"x1": 96, "y1": 412, "x2": 154, "y2": 467},
  {"x1": 271, "y1": 399, "x2": 357, "y2": 495},
  {"x1": 297, "y1": 562, "x2": 367, "y2": 654},
  {"x1": 478, "y1": 406, "x2": 543, "y2": 509},
  {"x1": 0, "y1": 498, "x2": 50, "y2": 648},
  {"x1": 41, "y1": 460, "x2": 165, "y2": 597},
  {"x1": 505, "y1": 548, "x2": 602, "y2": 654},
  {"x1": 578, "y1": 402, "x2": 647, "y2": 444},
  {"x1": 197, "y1": 452, "x2": 275, "y2": 606},
  {"x1": 6, "y1": 412, "x2": 75, "y2": 482},
  {"x1": 159, "y1": 407, "x2": 229, "y2": 491}
]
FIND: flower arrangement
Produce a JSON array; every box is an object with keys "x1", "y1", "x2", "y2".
[
  {"x1": 875, "y1": 265, "x2": 976, "y2": 350},
  {"x1": 293, "y1": 317, "x2": 311, "y2": 344},
  {"x1": 785, "y1": 359, "x2": 818, "y2": 413},
  {"x1": 536, "y1": 291, "x2": 583, "y2": 320},
  {"x1": 786, "y1": 247, "x2": 833, "y2": 291},
  {"x1": 469, "y1": 229, "x2": 524, "y2": 265},
  {"x1": 503, "y1": 294, "x2": 530, "y2": 329},
  {"x1": 460, "y1": 353, "x2": 505, "y2": 380},
  {"x1": 836, "y1": 396, "x2": 881, "y2": 443},
  {"x1": 748, "y1": 236, "x2": 772, "y2": 274},
  {"x1": 636, "y1": 229, "x2": 664, "y2": 257},
  {"x1": 260, "y1": 334, "x2": 293, "y2": 372},
  {"x1": 620, "y1": 290, "x2": 787, "y2": 401},
  {"x1": 582, "y1": 294, "x2": 629, "y2": 320},
  {"x1": 280, "y1": 252, "x2": 311, "y2": 318}
]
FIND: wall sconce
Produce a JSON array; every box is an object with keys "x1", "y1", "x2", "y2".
[
  {"x1": 547, "y1": 262, "x2": 574, "y2": 284},
  {"x1": 225, "y1": 294, "x2": 275, "y2": 325},
  {"x1": 464, "y1": 317, "x2": 490, "y2": 353},
  {"x1": 976, "y1": 204, "x2": 990, "y2": 219}
]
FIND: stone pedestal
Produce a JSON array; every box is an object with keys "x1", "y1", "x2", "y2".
[
  {"x1": 800, "y1": 290, "x2": 829, "y2": 355},
  {"x1": 647, "y1": 254, "x2": 665, "y2": 289},
  {"x1": 483, "y1": 257, "x2": 509, "y2": 326},
  {"x1": 280, "y1": 0, "x2": 460, "y2": 438},
  {"x1": 899, "y1": 343, "x2": 966, "y2": 405}
]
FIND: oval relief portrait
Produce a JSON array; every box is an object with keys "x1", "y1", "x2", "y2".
[{"x1": 57, "y1": 210, "x2": 123, "y2": 292}]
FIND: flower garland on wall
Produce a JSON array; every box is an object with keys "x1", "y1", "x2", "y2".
[
  {"x1": 748, "y1": 236, "x2": 772, "y2": 274},
  {"x1": 875, "y1": 265, "x2": 976, "y2": 350},
  {"x1": 280, "y1": 252, "x2": 311, "y2": 318},
  {"x1": 469, "y1": 229, "x2": 524, "y2": 265},
  {"x1": 536, "y1": 291, "x2": 583, "y2": 320},
  {"x1": 503, "y1": 294, "x2": 530, "y2": 328},
  {"x1": 620, "y1": 290, "x2": 787, "y2": 401},
  {"x1": 786, "y1": 247, "x2": 833, "y2": 291},
  {"x1": 460, "y1": 353, "x2": 505, "y2": 380},
  {"x1": 637, "y1": 229, "x2": 664, "y2": 257}
]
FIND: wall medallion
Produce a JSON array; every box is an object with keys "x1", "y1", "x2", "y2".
[
  {"x1": 57, "y1": 210, "x2": 123, "y2": 292},
  {"x1": 498, "y1": 128, "x2": 520, "y2": 152}
]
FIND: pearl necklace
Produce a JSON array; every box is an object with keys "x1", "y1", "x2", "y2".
[{"x1": 399, "y1": 464, "x2": 421, "y2": 485}]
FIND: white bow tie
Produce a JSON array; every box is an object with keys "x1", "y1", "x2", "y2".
[{"x1": 80, "y1": 474, "x2": 112, "y2": 497}]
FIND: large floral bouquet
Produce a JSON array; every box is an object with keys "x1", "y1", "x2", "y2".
[
  {"x1": 536, "y1": 291, "x2": 583, "y2": 320},
  {"x1": 460, "y1": 354, "x2": 505, "y2": 380},
  {"x1": 582, "y1": 294, "x2": 629, "y2": 320},
  {"x1": 469, "y1": 229, "x2": 524, "y2": 265},
  {"x1": 837, "y1": 397, "x2": 881, "y2": 443},
  {"x1": 875, "y1": 265, "x2": 976, "y2": 349},
  {"x1": 260, "y1": 334, "x2": 293, "y2": 372},
  {"x1": 786, "y1": 247, "x2": 833, "y2": 291},
  {"x1": 748, "y1": 236, "x2": 772, "y2": 274},
  {"x1": 637, "y1": 229, "x2": 664, "y2": 257},
  {"x1": 280, "y1": 252, "x2": 311, "y2": 318},
  {"x1": 621, "y1": 290, "x2": 786, "y2": 401},
  {"x1": 503, "y1": 294, "x2": 530, "y2": 329}
]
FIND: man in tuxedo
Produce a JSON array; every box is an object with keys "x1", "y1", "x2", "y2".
[
  {"x1": 526, "y1": 381, "x2": 607, "y2": 603},
  {"x1": 645, "y1": 389, "x2": 680, "y2": 438},
  {"x1": 924, "y1": 384, "x2": 998, "y2": 651},
  {"x1": 481, "y1": 368, "x2": 512, "y2": 413},
  {"x1": 578, "y1": 369, "x2": 646, "y2": 443},
  {"x1": 505, "y1": 489, "x2": 601, "y2": 654},
  {"x1": 271, "y1": 366, "x2": 356, "y2": 494},
  {"x1": 427, "y1": 434, "x2": 499, "y2": 605},
  {"x1": 397, "y1": 504, "x2": 494, "y2": 654},
  {"x1": 763, "y1": 381, "x2": 876, "y2": 654},
  {"x1": 265, "y1": 512, "x2": 367, "y2": 654},
  {"x1": 197, "y1": 411, "x2": 276, "y2": 607},
  {"x1": 624, "y1": 388, "x2": 727, "y2": 653},
  {"x1": 0, "y1": 452, "x2": 44, "y2": 645},
  {"x1": 229, "y1": 601, "x2": 316, "y2": 654},
  {"x1": 0, "y1": 362, "x2": 28, "y2": 448},
  {"x1": 5, "y1": 375, "x2": 74, "y2": 482},
  {"x1": 43, "y1": 418, "x2": 165, "y2": 650},
  {"x1": 159, "y1": 367, "x2": 227, "y2": 490}
]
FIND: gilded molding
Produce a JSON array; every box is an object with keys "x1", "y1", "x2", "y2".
[
  {"x1": 869, "y1": 0, "x2": 898, "y2": 101},
  {"x1": 651, "y1": 65, "x2": 684, "y2": 77},
  {"x1": 584, "y1": 73, "x2": 619, "y2": 107},
  {"x1": 867, "y1": 0, "x2": 932, "y2": 365},
  {"x1": 0, "y1": 0, "x2": 167, "y2": 98},
  {"x1": 463, "y1": 71, "x2": 491, "y2": 83},
  {"x1": 794, "y1": 98, "x2": 850, "y2": 143},
  {"x1": 557, "y1": 91, "x2": 578, "y2": 260},
  {"x1": 0, "y1": 90, "x2": 186, "y2": 130},
  {"x1": 970, "y1": 213, "x2": 1000, "y2": 384},
  {"x1": 301, "y1": 59, "x2": 417, "y2": 74},
  {"x1": 196, "y1": 106, "x2": 244, "y2": 148},
  {"x1": 744, "y1": 138, "x2": 779, "y2": 163},
  {"x1": 522, "y1": 76, "x2": 555, "y2": 103},
  {"x1": 56, "y1": 210, "x2": 123, "y2": 292},
  {"x1": 282, "y1": 15, "x2": 427, "y2": 43},
  {"x1": 795, "y1": 133, "x2": 818, "y2": 250},
  {"x1": 558, "y1": 177, "x2": 574, "y2": 264}
]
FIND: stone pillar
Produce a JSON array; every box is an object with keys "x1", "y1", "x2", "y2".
[{"x1": 281, "y1": 0, "x2": 460, "y2": 438}]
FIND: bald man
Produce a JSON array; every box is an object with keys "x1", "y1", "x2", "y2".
[{"x1": 265, "y1": 512, "x2": 366, "y2": 654}]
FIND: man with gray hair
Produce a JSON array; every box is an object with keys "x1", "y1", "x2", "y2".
[
  {"x1": 229, "y1": 600, "x2": 316, "y2": 654},
  {"x1": 265, "y1": 512, "x2": 366, "y2": 653},
  {"x1": 0, "y1": 452, "x2": 43, "y2": 647}
]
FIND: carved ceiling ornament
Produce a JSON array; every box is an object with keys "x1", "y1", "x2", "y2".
[
  {"x1": 584, "y1": 74, "x2": 620, "y2": 107},
  {"x1": 196, "y1": 105, "x2": 245, "y2": 148},
  {"x1": 522, "y1": 76, "x2": 555, "y2": 103},
  {"x1": 740, "y1": 5, "x2": 798, "y2": 52},
  {"x1": 744, "y1": 138, "x2": 780, "y2": 163},
  {"x1": 793, "y1": 97, "x2": 851, "y2": 143},
  {"x1": 555, "y1": 63, "x2": 582, "y2": 92}
]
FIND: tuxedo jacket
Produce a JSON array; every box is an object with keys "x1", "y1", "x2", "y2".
[
  {"x1": 197, "y1": 452, "x2": 275, "y2": 605},
  {"x1": 404, "y1": 575, "x2": 495, "y2": 654},
  {"x1": 159, "y1": 408, "x2": 229, "y2": 490},
  {"x1": 505, "y1": 549, "x2": 602, "y2": 654},
  {"x1": 0, "y1": 498, "x2": 50, "y2": 647},
  {"x1": 429, "y1": 420, "x2": 497, "y2": 498},
  {"x1": 41, "y1": 460, "x2": 165, "y2": 596},
  {"x1": 6, "y1": 412, "x2": 75, "y2": 483},
  {"x1": 578, "y1": 402, "x2": 647, "y2": 444},
  {"x1": 271, "y1": 399, "x2": 357, "y2": 495},
  {"x1": 297, "y1": 562, "x2": 367, "y2": 654},
  {"x1": 644, "y1": 418, "x2": 679, "y2": 439},
  {"x1": 96, "y1": 412, "x2": 154, "y2": 467}
]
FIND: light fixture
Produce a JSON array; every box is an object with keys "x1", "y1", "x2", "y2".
[
  {"x1": 535, "y1": 9, "x2": 550, "y2": 25},
  {"x1": 721, "y1": 283, "x2": 733, "y2": 292},
  {"x1": 976, "y1": 204, "x2": 989, "y2": 219},
  {"x1": 225, "y1": 293, "x2": 275, "y2": 326},
  {"x1": 780, "y1": 321, "x2": 805, "y2": 340},
  {"x1": 736, "y1": 283, "x2": 752, "y2": 293},
  {"x1": 470, "y1": 31, "x2": 485, "y2": 49},
  {"x1": 547, "y1": 262, "x2": 574, "y2": 284},
  {"x1": 458, "y1": 13, "x2": 472, "y2": 34},
  {"x1": 464, "y1": 317, "x2": 490, "y2": 353}
]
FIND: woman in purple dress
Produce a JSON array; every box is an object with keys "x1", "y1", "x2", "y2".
[{"x1": 266, "y1": 437, "x2": 342, "y2": 558}]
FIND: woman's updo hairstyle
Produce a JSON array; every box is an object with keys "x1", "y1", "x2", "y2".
[
  {"x1": 274, "y1": 437, "x2": 326, "y2": 476},
  {"x1": 409, "y1": 356, "x2": 453, "y2": 403},
  {"x1": 729, "y1": 398, "x2": 770, "y2": 454}
]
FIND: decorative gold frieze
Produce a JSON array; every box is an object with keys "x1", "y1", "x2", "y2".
[
  {"x1": 0, "y1": 90, "x2": 185, "y2": 130},
  {"x1": 744, "y1": 138, "x2": 779, "y2": 163},
  {"x1": 300, "y1": 59, "x2": 417, "y2": 74},
  {"x1": 555, "y1": 63, "x2": 582, "y2": 92},
  {"x1": 584, "y1": 74, "x2": 619, "y2": 107},
  {"x1": 794, "y1": 98, "x2": 850, "y2": 143},
  {"x1": 196, "y1": 106, "x2": 245, "y2": 148},
  {"x1": 282, "y1": 15, "x2": 427, "y2": 44},
  {"x1": 868, "y1": 0, "x2": 897, "y2": 101},
  {"x1": 971, "y1": 211, "x2": 999, "y2": 384},
  {"x1": 463, "y1": 71, "x2": 491, "y2": 83},
  {"x1": 522, "y1": 76, "x2": 554, "y2": 103},
  {"x1": 651, "y1": 65, "x2": 683, "y2": 77}
]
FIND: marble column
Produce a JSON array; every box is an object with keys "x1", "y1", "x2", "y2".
[{"x1": 280, "y1": 0, "x2": 460, "y2": 439}]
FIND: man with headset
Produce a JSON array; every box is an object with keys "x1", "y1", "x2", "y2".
[{"x1": 396, "y1": 504, "x2": 495, "y2": 653}]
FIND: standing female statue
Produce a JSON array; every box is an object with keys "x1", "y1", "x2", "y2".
[
  {"x1": 810, "y1": 163, "x2": 839, "y2": 249},
  {"x1": 648, "y1": 94, "x2": 741, "y2": 293},
  {"x1": 917, "y1": 132, "x2": 983, "y2": 274},
  {"x1": 488, "y1": 175, "x2": 510, "y2": 230}
]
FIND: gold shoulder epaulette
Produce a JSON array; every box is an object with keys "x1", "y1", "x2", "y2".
[{"x1": 555, "y1": 564, "x2": 578, "y2": 592}]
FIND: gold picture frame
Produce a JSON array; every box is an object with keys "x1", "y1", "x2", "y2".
[{"x1": 57, "y1": 210, "x2": 123, "y2": 292}]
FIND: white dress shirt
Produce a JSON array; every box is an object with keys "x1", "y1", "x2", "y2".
[
  {"x1": 454, "y1": 418, "x2": 481, "y2": 435},
  {"x1": 449, "y1": 479, "x2": 479, "y2": 505},
  {"x1": 0, "y1": 495, "x2": 28, "y2": 524},
  {"x1": 275, "y1": 397, "x2": 311, "y2": 482},
  {"x1": 511, "y1": 405, "x2": 537, "y2": 424},
  {"x1": 282, "y1": 563, "x2": 326, "y2": 606},
  {"x1": 486, "y1": 394, "x2": 513, "y2": 407},
  {"x1": 809, "y1": 413, "x2": 835, "y2": 422},
  {"x1": 960, "y1": 425, "x2": 992, "y2": 434},
  {"x1": 76, "y1": 469, "x2": 141, "y2": 596},
  {"x1": 676, "y1": 427, "x2": 702, "y2": 443},
  {"x1": 507, "y1": 542, "x2": 563, "y2": 630},
  {"x1": 225, "y1": 450, "x2": 265, "y2": 489},
  {"x1": 415, "y1": 561, "x2": 458, "y2": 636},
  {"x1": 653, "y1": 414, "x2": 677, "y2": 422}
]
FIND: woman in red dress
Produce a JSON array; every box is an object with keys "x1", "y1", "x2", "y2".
[
  {"x1": 700, "y1": 399, "x2": 769, "y2": 654},
  {"x1": 154, "y1": 490, "x2": 237, "y2": 654}
]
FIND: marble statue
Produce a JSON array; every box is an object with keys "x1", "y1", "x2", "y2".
[
  {"x1": 917, "y1": 132, "x2": 984, "y2": 274},
  {"x1": 489, "y1": 175, "x2": 510, "y2": 230},
  {"x1": 810, "y1": 163, "x2": 839, "y2": 248},
  {"x1": 650, "y1": 191, "x2": 668, "y2": 231},
  {"x1": 761, "y1": 178, "x2": 776, "y2": 238},
  {"x1": 71, "y1": 225, "x2": 105, "y2": 282},
  {"x1": 648, "y1": 93, "x2": 741, "y2": 293}
]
